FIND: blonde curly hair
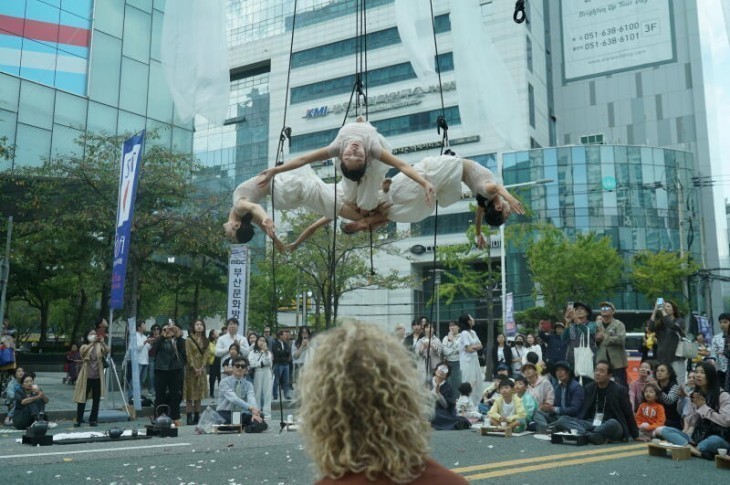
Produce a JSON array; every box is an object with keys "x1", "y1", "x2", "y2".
[{"x1": 298, "y1": 322, "x2": 431, "y2": 483}]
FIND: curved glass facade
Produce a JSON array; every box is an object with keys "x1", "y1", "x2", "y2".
[{"x1": 503, "y1": 145, "x2": 701, "y2": 314}]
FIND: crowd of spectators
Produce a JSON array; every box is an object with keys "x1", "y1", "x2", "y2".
[{"x1": 397, "y1": 303, "x2": 730, "y2": 462}]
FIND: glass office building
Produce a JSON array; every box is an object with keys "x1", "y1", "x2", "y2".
[
  {"x1": 502, "y1": 145, "x2": 701, "y2": 314},
  {"x1": 194, "y1": 0, "x2": 722, "y2": 327},
  {"x1": 0, "y1": 0, "x2": 193, "y2": 173}
]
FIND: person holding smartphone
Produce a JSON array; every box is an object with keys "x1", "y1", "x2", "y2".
[
  {"x1": 73, "y1": 328, "x2": 108, "y2": 427},
  {"x1": 652, "y1": 298, "x2": 688, "y2": 386}
]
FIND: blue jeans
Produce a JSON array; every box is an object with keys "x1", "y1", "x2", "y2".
[
  {"x1": 659, "y1": 427, "x2": 730, "y2": 454},
  {"x1": 127, "y1": 364, "x2": 148, "y2": 398},
  {"x1": 148, "y1": 358, "x2": 156, "y2": 391},
  {"x1": 273, "y1": 363, "x2": 290, "y2": 399}
]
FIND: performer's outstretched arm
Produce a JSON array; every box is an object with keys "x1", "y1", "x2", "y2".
[
  {"x1": 223, "y1": 200, "x2": 284, "y2": 251},
  {"x1": 379, "y1": 151, "x2": 435, "y2": 204},
  {"x1": 484, "y1": 181, "x2": 526, "y2": 215},
  {"x1": 475, "y1": 206, "x2": 487, "y2": 249},
  {"x1": 256, "y1": 148, "x2": 331, "y2": 187},
  {"x1": 287, "y1": 217, "x2": 332, "y2": 251}
]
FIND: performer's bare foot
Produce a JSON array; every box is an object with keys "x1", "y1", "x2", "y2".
[{"x1": 341, "y1": 220, "x2": 368, "y2": 234}]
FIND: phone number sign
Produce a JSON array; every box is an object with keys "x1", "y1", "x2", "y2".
[{"x1": 561, "y1": 0, "x2": 674, "y2": 81}]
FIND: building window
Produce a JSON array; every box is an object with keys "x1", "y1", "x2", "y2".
[
  {"x1": 291, "y1": 53, "x2": 453, "y2": 105},
  {"x1": 290, "y1": 14, "x2": 451, "y2": 69},
  {"x1": 291, "y1": 105, "x2": 461, "y2": 153},
  {"x1": 526, "y1": 35, "x2": 532, "y2": 73},
  {"x1": 528, "y1": 83, "x2": 535, "y2": 129},
  {"x1": 579, "y1": 134, "x2": 605, "y2": 145}
]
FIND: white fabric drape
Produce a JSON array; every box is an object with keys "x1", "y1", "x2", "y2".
[
  {"x1": 395, "y1": 0, "x2": 437, "y2": 83},
  {"x1": 161, "y1": 0, "x2": 230, "y2": 125},
  {"x1": 450, "y1": 0, "x2": 524, "y2": 150}
]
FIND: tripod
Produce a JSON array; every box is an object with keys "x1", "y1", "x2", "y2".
[{"x1": 104, "y1": 353, "x2": 132, "y2": 420}]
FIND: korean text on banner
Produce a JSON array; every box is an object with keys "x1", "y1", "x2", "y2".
[
  {"x1": 110, "y1": 131, "x2": 145, "y2": 310},
  {"x1": 227, "y1": 244, "x2": 249, "y2": 335},
  {"x1": 504, "y1": 292, "x2": 517, "y2": 338}
]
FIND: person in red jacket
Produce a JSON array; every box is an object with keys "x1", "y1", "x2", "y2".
[{"x1": 635, "y1": 383, "x2": 666, "y2": 441}]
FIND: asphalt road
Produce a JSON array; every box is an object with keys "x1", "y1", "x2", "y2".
[{"x1": 1, "y1": 421, "x2": 727, "y2": 484}]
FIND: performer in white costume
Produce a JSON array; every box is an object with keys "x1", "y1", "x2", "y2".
[
  {"x1": 256, "y1": 117, "x2": 435, "y2": 212},
  {"x1": 223, "y1": 165, "x2": 361, "y2": 248},
  {"x1": 339, "y1": 155, "x2": 524, "y2": 236}
]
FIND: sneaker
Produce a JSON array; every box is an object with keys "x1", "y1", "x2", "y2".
[{"x1": 588, "y1": 432, "x2": 606, "y2": 445}]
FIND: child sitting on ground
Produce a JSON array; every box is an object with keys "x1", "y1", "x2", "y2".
[
  {"x1": 487, "y1": 379, "x2": 526, "y2": 432},
  {"x1": 456, "y1": 382, "x2": 486, "y2": 423},
  {"x1": 635, "y1": 383, "x2": 665, "y2": 441},
  {"x1": 513, "y1": 375, "x2": 536, "y2": 428}
]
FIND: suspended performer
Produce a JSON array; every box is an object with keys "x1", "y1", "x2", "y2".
[
  {"x1": 223, "y1": 165, "x2": 363, "y2": 248},
  {"x1": 338, "y1": 155, "x2": 524, "y2": 241},
  {"x1": 257, "y1": 117, "x2": 435, "y2": 212}
]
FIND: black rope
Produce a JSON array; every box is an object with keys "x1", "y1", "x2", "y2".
[
  {"x1": 270, "y1": 0, "x2": 298, "y2": 434},
  {"x1": 513, "y1": 0, "x2": 527, "y2": 24}
]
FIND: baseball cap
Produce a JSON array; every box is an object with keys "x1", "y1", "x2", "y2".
[{"x1": 599, "y1": 301, "x2": 615, "y2": 311}]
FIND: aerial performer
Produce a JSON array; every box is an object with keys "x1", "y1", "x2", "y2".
[
  {"x1": 256, "y1": 117, "x2": 435, "y2": 212},
  {"x1": 338, "y1": 154, "x2": 524, "y2": 242},
  {"x1": 223, "y1": 165, "x2": 362, "y2": 248}
]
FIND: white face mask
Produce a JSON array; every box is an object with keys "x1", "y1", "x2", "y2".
[{"x1": 88, "y1": 335, "x2": 96, "y2": 343}]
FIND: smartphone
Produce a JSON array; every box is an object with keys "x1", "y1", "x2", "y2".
[
  {"x1": 567, "y1": 301, "x2": 574, "y2": 310},
  {"x1": 656, "y1": 297, "x2": 664, "y2": 308}
]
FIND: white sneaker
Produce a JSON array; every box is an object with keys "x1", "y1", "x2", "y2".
[{"x1": 48, "y1": 422, "x2": 58, "y2": 429}]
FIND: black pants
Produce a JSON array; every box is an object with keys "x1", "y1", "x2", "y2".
[
  {"x1": 217, "y1": 410, "x2": 254, "y2": 426},
  {"x1": 76, "y1": 377, "x2": 101, "y2": 424},
  {"x1": 209, "y1": 360, "x2": 221, "y2": 397},
  {"x1": 13, "y1": 400, "x2": 45, "y2": 430},
  {"x1": 155, "y1": 369, "x2": 183, "y2": 420}
]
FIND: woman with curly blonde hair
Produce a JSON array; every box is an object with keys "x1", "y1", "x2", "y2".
[{"x1": 298, "y1": 322, "x2": 467, "y2": 484}]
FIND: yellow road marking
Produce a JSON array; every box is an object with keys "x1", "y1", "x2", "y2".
[
  {"x1": 452, "y1": 443, "x2": 646, "y2": 473},
  {"x1": 463, "y1": 449, "x2": 645, "y2": 481}
]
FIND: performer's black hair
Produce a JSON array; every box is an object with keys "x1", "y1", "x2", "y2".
[{"x1": 236, "y1": 212, "x2": 255, "y2": 243}]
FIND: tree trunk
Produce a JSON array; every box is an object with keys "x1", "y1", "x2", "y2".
[
  {"x1": 99, "y1": 278, "x2": 110, "y2": 322},
  {"x1": 192, "y1": 279, "x2": 200, "y2": 319},
  {"x1": 71, "y1": 287, "x2": 87, "y2": 344},
  {"x1": 39, "y1": 299, "x2": 50, "y2": 347}
]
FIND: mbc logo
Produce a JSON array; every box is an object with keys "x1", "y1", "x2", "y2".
[{"x1": 304, "y1": 106, "x2": 328, "y2": 118}]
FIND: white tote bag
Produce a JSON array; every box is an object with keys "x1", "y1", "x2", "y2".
[{"x1": 573, "y1": 329, "x2": 594, "y2": 378}]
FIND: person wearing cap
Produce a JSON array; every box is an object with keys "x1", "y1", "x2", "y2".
[
  {"x1": 478, "y1": 365, "x2": 510, "y2": 414},
  {"x1": 522, "y1": 361, "x2": 554, "y2": 411},
  {"x1": 539, "y1": 321, "x2": 568, "y2": 371},
  {"x1": 533, "y1": 360, "x2": 584, "y2": 434},
  {"x1": 595, "y1": 301, "x2": 628, "y2": 389},
  {"x1": 561, "y1": 302, "x2": 596, "y2": 379}
]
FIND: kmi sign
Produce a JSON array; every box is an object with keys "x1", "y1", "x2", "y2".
[{"x1": 303, "y1": 81, "x2": 456, "y2": 119}]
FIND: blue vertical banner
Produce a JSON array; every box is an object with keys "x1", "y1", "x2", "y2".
[{"x1": 111, "y1": 131, "x2": 145, "y2": 310}]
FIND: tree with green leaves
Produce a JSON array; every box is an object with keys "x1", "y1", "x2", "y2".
[
  {"x1": 3, "y1": 131, "x2": 227, "y2": 344},
  {"x1": 437, "y1": 217, "x2": 501, "y2": 377},
  {"x1": 525, "y1": 225, "x2": 623, "y2": 313},
  {"x1": 630, "y1": 250, "x2": 698, "y2": 307},
  {"x1": 273, "y1": 212, "x2": 409, "y2": 329}
]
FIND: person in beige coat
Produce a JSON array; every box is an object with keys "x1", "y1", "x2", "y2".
[
  {"x1": 595, "y1": 301, "x2": 628, "y2": 388},
  {"x1": 73, "y1": 328, "x2": 108, "y2": 427}
]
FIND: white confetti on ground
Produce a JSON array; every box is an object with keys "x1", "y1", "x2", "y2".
[{"x1": 454, "y1": 462, "x2": 459, "y2": 466}]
